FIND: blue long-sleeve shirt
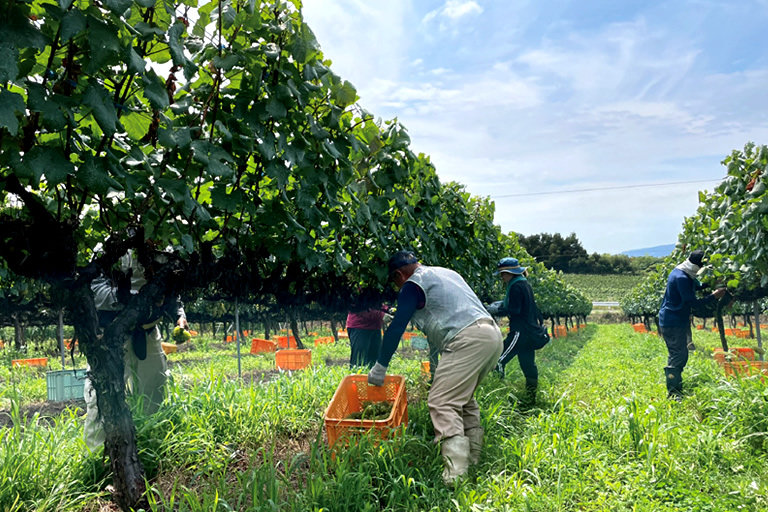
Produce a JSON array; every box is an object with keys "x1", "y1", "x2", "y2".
[
  {"x1": 659, "y1": 268, "x2": 715, "y2": 328},
  {"x1": 377, "y1": 282, "x2": 426, "y2": 366}
]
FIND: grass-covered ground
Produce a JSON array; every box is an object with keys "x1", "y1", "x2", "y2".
[{"x1": 1, "y1": 325, "x2": 767, "y2": 511}]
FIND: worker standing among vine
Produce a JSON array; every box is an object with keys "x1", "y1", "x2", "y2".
[
  {"x1": 485, "y1": 257, "x2": 550, "y2": 408},
  {"x1": 346, "y1": 307, "x2": 387, "y2": 368},
  {"x1": 83, "y1": 249, "x2": 188, "y2": 450},
  {"x1": 659, "y1": 250, "x2": 726, "y2": 400},
  {"x1": 367, "y1": 251, "x2": 502, "y2": 484}
]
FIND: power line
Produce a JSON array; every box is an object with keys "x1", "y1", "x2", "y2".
[{"x1": 490, "y1": 179, "x2": 721, "y2": 199}]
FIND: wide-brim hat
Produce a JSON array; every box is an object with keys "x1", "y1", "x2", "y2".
[{"x1": 494, "y1": 257, "x2": 526, "y2": 275}]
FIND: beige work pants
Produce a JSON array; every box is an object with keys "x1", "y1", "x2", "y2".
[
  {"x1": 428, "y1": 318, "x2": 503, "y2": 441},
  {"x1": 83, "y1": 326, "x2": 167, "y2": 450}
]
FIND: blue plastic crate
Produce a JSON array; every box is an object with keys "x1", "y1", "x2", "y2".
[
  {"x1": 411, "y1": 336, "x2": 429, "y2": 350},
  {"x1": 46, "y1": 369, "x2": 87, "y2": 402}
]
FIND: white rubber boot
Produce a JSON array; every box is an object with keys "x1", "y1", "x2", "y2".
[
  {"x1": 441, "y1": 435, "x2": 470, "y2": 485},
  {"x1": 465, "y1": 427, "x2": 484, "y2": 465}
]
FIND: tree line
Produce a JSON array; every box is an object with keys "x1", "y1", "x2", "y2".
[{"x1": 518, "y1": 232, "x2": 663, "y2": 274}]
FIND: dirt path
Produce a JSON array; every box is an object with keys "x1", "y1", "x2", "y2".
[{"x1": 0, "y1": 399, "x2": 85, "y2": 429}]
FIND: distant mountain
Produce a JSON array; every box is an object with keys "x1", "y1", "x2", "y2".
[{"x1": 621, "y1": 244, "x2": 675, "y2": 258}]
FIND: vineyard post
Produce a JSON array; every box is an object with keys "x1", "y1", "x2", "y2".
[
  {"x1": 236, "y1": 297, "x2": 242, "y2": 380},
  {"x1": 755, "y1": 301, "x2": 763, "y2": 361},
  {"x1": 57, "y1": 310, "x2": 65, "y2": 368}
]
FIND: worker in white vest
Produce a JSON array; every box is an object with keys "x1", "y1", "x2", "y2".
[{"x1": 368, "y1": 251, "x2": 502, "y2": 484}]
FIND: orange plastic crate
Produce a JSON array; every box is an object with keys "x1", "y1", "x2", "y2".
[
  {"x1": 275, "y1": 336, "x2": 298, "y2": 349},
  {"x1": 696, "y1": 325, "x2": 704, "y2": 330},
  {"x1": 553, "y1": 326, "x2": 568, "y2": 338},
  {"x1": 714, "y1": 347, "x2": 757, "y2": 364},
  {"x1": 733, "y1": 347, "x2": 756, "y2": 360},
  {"x1": 12, "y1": 358, "x2": 48, "y2": 368},
  {"x1": 275, "y1": 349, "x2": 311, "y2": 370},
  {"x1": 324, "y1": 374, "x2": 408, "y2": 450},
  {"x1": 161, "y1": 342, "x2": 177, "y2": 354},
  {"x1": 569, "y1": 326, "x2": 579, "y2": 334},
  {"x1": 314, "y1": 336, "x2": 334, "y2": 346},
  {"x1": 251, "y1": 338, "x2": 277, "y2": 354},
  {"x1": 723, "y1": 361, "x2": 768, "y2": 379},
  {"x1": 420, "y1": 361, "x2": 431, "y2": 378},
  {"x1": 189, "y1": 330, "x2": 198, "y2": 336},
  {"x1": 632, "y1": 323, "x2": 647, "y2": 333},
  {"x1": 401, "y1": 332, "x2": 415, "y2": 341},
  {"x1": 337, "y1": 330, "x2": 349, "y2": 339}
]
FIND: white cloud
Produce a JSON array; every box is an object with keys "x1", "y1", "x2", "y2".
[
  {"x1": 423, "y1": 0, "x2": 483, "y2": 31},
  {"x1": 301, "y1": 2, "x2": 768, "y2": 253},
  {"x1": 441, "y1": 0, "x2": 483, "y2": 20},
  {"x1": 300, "y1": 0, "x2": 412, "y2": 96}
]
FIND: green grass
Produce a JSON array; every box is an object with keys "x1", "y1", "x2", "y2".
[
  {"x1": 563, "y1": 274, "x2": 644, "y2": 302},
  {"x1": 1, "y1": 326, "x2": 767, "y2": 511}
]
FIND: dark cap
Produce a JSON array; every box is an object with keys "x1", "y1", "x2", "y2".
[
  {"x1": 494, "y1": 257, "x2": 526, "y2": 275},
  {"x1": 688, "y1": 250, "x2": 705, "y2": 267},
  {"x1": 387, "y1": 250, "x2": 419, "y2": 276}
]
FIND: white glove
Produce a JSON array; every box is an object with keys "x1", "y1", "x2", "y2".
[
  {"x1": 368, "y1": 362, "x2": 387, "y2": 386},
  {"x1": 485, "y1": 301, "x2": 502, "y2": 315}
]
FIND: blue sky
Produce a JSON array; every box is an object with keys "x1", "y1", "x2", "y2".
[{"x1": 302, "y1": 0, "x2": 768, "y2": 254}]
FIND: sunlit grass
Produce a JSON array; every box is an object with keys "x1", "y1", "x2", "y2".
[{"x1": 1, "y1": 325, "x2": 767, "y2": 511}]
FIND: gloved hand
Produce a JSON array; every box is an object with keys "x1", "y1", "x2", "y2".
[
  {"x1": 368, "y1": 362, "x2": 387, "y2": 386},
  {"x1": 485, "y1": 301, "x2": 502, "y2": 315}
]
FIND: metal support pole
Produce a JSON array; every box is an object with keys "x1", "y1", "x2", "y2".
[
  {"x1": 755, "y1": 301, "x2": 763, "y2": 361},
  {"x1": 235, "y1": 297, "x2": 242, "y2": 379},
  {"x1": 58, "y1": 310, "x2": 66, "y2": 368}
]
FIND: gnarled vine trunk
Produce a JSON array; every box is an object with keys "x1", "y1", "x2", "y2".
[
  {"x1": 289, "y1": 312, "x2": 305, "y2": 350},
  {"x1": 12, "y1": 314, "x2": 25, "y2": 351},
  {"x1": 69, "y1": 280, "x2": 146, "y2": 511}
]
